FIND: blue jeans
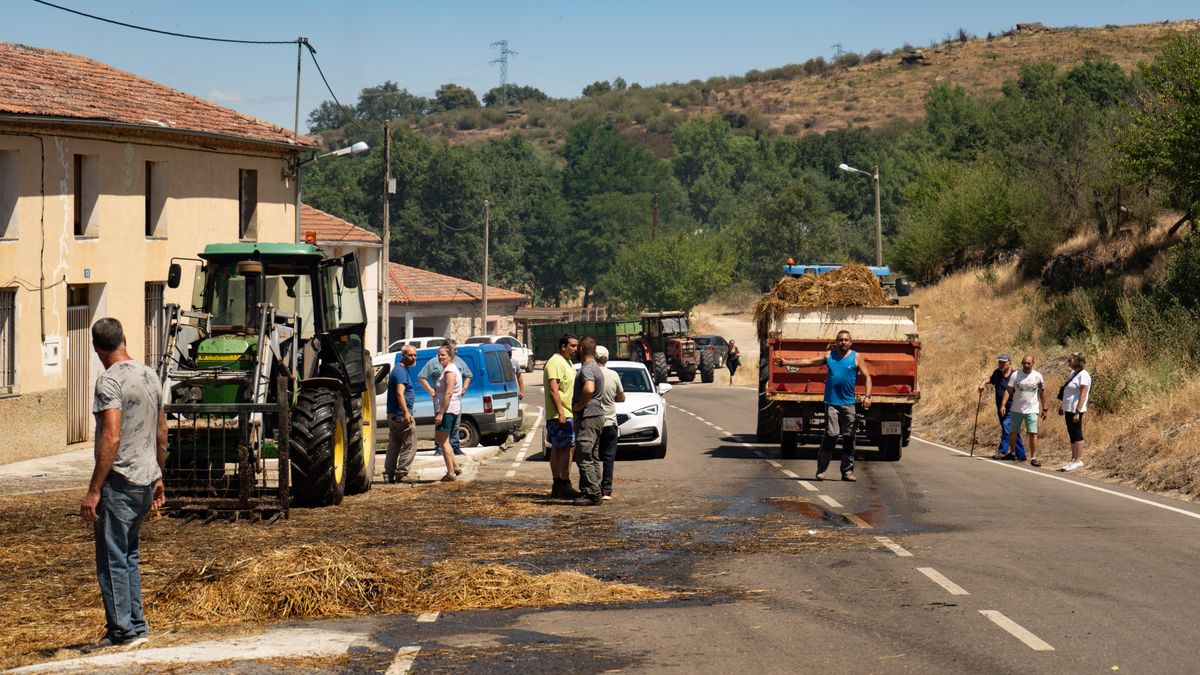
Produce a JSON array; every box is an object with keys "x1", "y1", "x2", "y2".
[
  {"x1": 998, "y1": 409, "x2": 1027, "y2": 460},
  {"x1": 94, "y1": 473, "x2": 154, "y2": 641}
]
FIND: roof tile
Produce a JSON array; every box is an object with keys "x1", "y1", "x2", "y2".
[
  {"x1": 387, "y1": 262, "x2": 528, "y2": 305},
  {"x1": 301, "y1": 204, "x2": 380, "y2": 244}
]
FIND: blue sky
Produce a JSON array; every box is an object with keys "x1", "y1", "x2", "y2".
[{"x1": 3, "y1": 1, "x2": 1194, "y2": 131}]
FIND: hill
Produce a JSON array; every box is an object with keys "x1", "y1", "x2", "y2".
[{"x1": 415, "y1": 20, "x2": 1198, "y2": 150}]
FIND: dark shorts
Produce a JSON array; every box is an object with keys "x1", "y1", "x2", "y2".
[
  {"x1": 1064, "y1": 412, "x2": 1085, "y2": 443},
  {"x1": 435, "y1": 412, "x2": 459, "y2": 433},
  {"x1": 547, "y1": 418, "x2": 575, "y2": 450}
]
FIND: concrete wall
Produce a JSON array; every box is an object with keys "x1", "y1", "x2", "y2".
[{"x1": 0, "y1": 124, "x2": 297, "y2": 462}]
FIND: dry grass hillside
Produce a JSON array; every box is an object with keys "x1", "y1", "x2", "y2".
[
  {"x1": 430, "y1": 20, "x2": 1198, "y2": 147},
  {"x1": 910, "y1": 245, "x2": 1200, "y2": 502}
]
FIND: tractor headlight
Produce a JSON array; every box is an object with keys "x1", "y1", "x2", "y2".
[
  {"x1": 189, "y1": 385, "x2": 204, "y2": 402},
  {"x1": 632, "y1": 404, "x2": 659, "y2": 417}
]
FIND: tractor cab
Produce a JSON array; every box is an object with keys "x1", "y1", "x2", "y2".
[{"x1": 636, "y1": 311, "x2": 704, "y2": 384}]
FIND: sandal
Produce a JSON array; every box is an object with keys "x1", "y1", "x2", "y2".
[
  {"x1": 454, "y1": 467, "x2": 463, "y2": 476},
  {"x1": 440, "y1": 473, "x2": 458, "y2": 482}
]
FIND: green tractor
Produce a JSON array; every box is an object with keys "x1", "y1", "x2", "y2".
[{"x1": 158, "y1": 242, "x2": 387, "y2": 514}]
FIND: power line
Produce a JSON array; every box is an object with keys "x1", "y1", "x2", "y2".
[
  {"x1": 303, "y1": 44, "x2": 369, "y2": 135},
  {"x1": 30, "y1": 0, "x2": 299, "y2": 44}
]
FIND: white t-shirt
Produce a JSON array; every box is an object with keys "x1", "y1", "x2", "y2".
[
  {"x1": 1060, "y1": 369, "x2": 1092, "y2": 414},
  {"x1": 1007, "y1": 369, "x2": 1045, "y2": 415},
  {"x1": 435, "y1": 363, "x2": 463, "y2": 415}
]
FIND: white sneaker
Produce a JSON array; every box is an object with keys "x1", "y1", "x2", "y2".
[{"x1": 1063, "y1": 460, "x2": 1083, "y2": 472}]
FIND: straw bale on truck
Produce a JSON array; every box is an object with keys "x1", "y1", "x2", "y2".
[{"x1": 755, "y1": 263, "x2": 919, "y2": 460}]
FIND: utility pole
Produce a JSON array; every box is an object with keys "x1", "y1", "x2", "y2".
[
  {"x1": 652, "y1": 192, "x2": 659, "y2": 240},
  {"x1": 490, "y1": 40, "x2": 518, "y2": 105},
  {"x1": 381, "y1": 119, "x2": 392, "y2": 349},
  {"x1": 293, "y1": 37, "x2": 306, "y2": 242},
  {"x1": 481, "y1": 200, "x2": 490, "y2": 334},
  {"x1": 873, "y1": 165, "x2": 883, "y2": 267}
]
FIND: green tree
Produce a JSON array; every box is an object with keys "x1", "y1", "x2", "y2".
[
  {"x1": 923, "y1": 84, "x2": 989, "y2": 161},
  {"x1": 433, "y1": 83, "x2": 481, "y2": 111},
  {"x1": 307, "y1": 100, "x2": 355, "y2": 132},
  {"x1": 482, "y1": 83, "x2": 549, "y2": 107},
  {"x1": 356, "y1": 81, "x2": 431, "y2": 120},
  {"x1": 737, "y1": 180, "x2": 841, "y2": 283},
  {"x1": 600, "y1": 232, "x2": 734, "y2": 313},
  {"x1": 582, "y1": 80, "x2": 612, "y2": 97}
]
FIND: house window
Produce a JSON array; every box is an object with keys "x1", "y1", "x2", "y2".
[
  {"x1": 145, "y1": 282, "x2": 165, "y2": 369},
  {"x1": 145, "y1": 161, "x2": 167, "y2": 238},
  {"x1": 0, "y1": 150, "x2": 17, "y2": 239},
  {"x1": 73, "y1": 154, "x2": 99, "y2": 237},
  {"x1": 238, "y1": 169, "x2": 257, "y2": 239},
  {"x1": 0, "y1": 288, "x2": 14, "y2": 394}
]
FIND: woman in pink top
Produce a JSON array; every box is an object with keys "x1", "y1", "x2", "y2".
[{"x1": 433, "y1": 345, "x2": 463, "y2": 481}]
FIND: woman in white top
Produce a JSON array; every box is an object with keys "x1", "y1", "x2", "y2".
[
  {"x1": 433, "y1": 345, "x2": 463, "y2": 481},
  {"x1": 1059, "y1": 352, "x2": 1091, "y2": 472}
]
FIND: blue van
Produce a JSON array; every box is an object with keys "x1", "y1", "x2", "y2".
[{"x1": 373, "y1": 343, "x2": 523, "y2": 447}]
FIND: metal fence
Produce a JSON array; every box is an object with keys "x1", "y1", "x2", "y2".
[{"x1": 144, "y1": 282, "x2": 164, "y2": 369}]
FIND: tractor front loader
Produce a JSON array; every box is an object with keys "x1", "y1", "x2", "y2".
[{"x1": 158, "y1": 243, "x2": 388, "y2": 518}]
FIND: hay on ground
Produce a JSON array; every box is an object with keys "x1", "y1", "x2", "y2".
[{"x1": 754, "y1": 263, "x2": 888, "y2": 340}]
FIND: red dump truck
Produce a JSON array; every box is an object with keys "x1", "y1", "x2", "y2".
[{"x1": 757, "y1": 304, "x2": 920, "y2": 461}]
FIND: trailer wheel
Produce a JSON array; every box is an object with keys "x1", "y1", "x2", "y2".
[
  {"x1": 345, "y1": 362, "x2": 377, "y2": 495},
  {"x1": 756, "y1": 356, "x2": 780, "y2": 442},
  {"x1": 700, "y1": 352, "x2": 715, "y2": 383},
  {"x1": 881, "y1": 436, "x2": 903, "y2": 461},
  {"x1": 289, "y1": 387, "x2": 348, "y2": 507},
  {"x1": 780, "y1": 431, "x2": 799, "y2": 459},
  {"x1": 652, "y1": 352, "x2": 670, "y2": 384}
]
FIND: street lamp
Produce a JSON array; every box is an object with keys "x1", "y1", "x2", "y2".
[
  {"x1": 838, "y1": 162, "x2": 883, "y2": 267},
  {"x1": 293, "y1": 141, "x2": 370, "y2": 242}
]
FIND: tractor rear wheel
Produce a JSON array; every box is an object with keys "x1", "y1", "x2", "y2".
[
  {"x1": 700, "y1": 352, "x2": 716, "y2": 383},
  {"x1": 345, "y1": 365, "x2": 377, "y2": 495},
  {"x1": 652, "y1": 352, "x2": 670, "y2": 384},
  {"x1": 289, "y1": 387, "x2": 348, "y2": 507}
]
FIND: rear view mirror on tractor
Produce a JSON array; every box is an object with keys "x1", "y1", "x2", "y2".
[{"x1": 167, "y1": 262, "x2": 181, "y2": 288}]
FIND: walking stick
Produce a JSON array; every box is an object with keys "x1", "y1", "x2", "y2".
[{"x1": 970, "y1": 389, "x2": 983, "y2": 457}]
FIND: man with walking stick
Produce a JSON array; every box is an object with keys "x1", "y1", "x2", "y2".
[{"x1": 977, "y1": 354, "x2": 1026, "y2": 461}]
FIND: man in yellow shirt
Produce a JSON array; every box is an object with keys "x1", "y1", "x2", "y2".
[{"x1": 543, "y1": 334, "x2": 579, "y2": 499}]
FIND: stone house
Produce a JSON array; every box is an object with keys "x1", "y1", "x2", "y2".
[{"x1": 386, "y1": 262, "x2": 528, "y2": 348}]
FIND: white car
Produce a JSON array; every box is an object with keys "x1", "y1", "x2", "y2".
[
  {"x1": 543, "y1": 360, "x2": 671, "y2": 459},
  {"x1": 387, "y1": 336, "x2": 449, "y2": 353},
  {"x1": 465, "y1": 335, "x2": 534, "y2": 372}
]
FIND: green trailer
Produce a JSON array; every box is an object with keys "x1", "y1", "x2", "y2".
[{"x1": 531, "y1": 319, "x2": 641, "y2": 362}]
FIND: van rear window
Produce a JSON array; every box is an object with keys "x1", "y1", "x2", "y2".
[{"x1": 485, "y1": 351, "x2": 504, "y2": 384}]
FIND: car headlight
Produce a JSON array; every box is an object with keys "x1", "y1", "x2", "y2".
[{"x1": 631, "y1": 404, "x2": 659, "y2": 417}]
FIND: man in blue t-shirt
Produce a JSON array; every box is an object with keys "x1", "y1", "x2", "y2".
[
  {"x1": 384, "y1": 346, "x2": 418, "y2": 482},
  {"x1": 977, "y1": 353, "x2": 1026, "y2": 461},
  {"x1": 776, "y1": 330, "x2": 873, "y2": 482},
  {"x1": 418, "y1": 339, "x2": 472, "y2": 455}
]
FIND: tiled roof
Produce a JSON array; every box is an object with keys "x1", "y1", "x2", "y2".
[
  {"x1": 388, "y1": 262, "x2": 528, "y2": 305},
  {"x1": 0, "y1": 42, "x2": 317, "y2": 148},
  {"x1": 301, "y1": 204, "x2": 381, "y2": 245}
]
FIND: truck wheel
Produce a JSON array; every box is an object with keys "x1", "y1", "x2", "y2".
[
  {"x1": 652, "y1": 352, "x2": 670, "y2": 384},
  {"x1": 344, "y1": 368, "x2": 377, "y2": 495},
  {"x1": 756, "y1": 356, "x2": 780, "y2": 442},
  {"x1": 781, "y1": 431, "x2": 799, "y2": 459},
  {"x1": 678, "y1": 366, "x2": 697, "y2": 382},
  {"x1": 881, "y1": 436, "x2": 903, "y2": 461},
  {"x1": 457, "y1": 417, "x2": 481, "y2": 448},
  {"x1": 700, "y1": 352, "x2": 715, "y2": 383},
  {"x1": 289, "y1": 387, "x2": 348, "y2": 507}
]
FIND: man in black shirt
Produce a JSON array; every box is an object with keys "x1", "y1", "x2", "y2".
[{"x1": 977, "y1": 353, "x2": 1027, "y2": 461}]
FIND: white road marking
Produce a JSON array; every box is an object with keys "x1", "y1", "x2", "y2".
[
  {"x1": 515, "y1": 452, "x2": 526, "y2": 461},
  {"x1": 917, "y1": 567, "x2": 969, "y2": 595},
  {"x1": 914, "y1": 436, "x2": 1200, "y2": 523},
  {"x1": 781, "y1": 469, "x2": 800, "y2": 479},
  {"x1": 416, "y1": 612, "x2": 440, "y2": 622},
  {"x1": 386, "y1": 646, "x2": 422, "y2": 674},
  {"x1": 980, "y1": 610, "x2": 1055, "y2": 651},
  {"x1": 695, "y1": 416, "x2": 707, "y2": 422},
  {"x1": 817, "y1": 494, "x2": 843, "y2": 508},
  {"x1": 843, "y1": 513, "x2": 873, "y2": 528},
  {"x1": 505, "y1": 470, "x2": 516, "y2": 477},
  {"x1": 510, "y1": 462, "x2": 521, "y2": 468},
  {"x1": 797, "y1": 480, "x2": 819, "y2": 492},
  {"x1": 714, "y1": 426, "x2": 726, "y2": 433},
  {"x1": 767, "y1": 460, "x2": 783, "y2": 469},
  {"x1": 874, "y1": 536, "x2": 913, "y2": 557}
]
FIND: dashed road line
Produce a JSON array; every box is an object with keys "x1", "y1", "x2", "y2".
[
  {"x1": 781, "y1": 469, "x2": 800, "y2": 479},
  {"x1": 416, "y1": 612, "x2": 440, "y2": 622},
  {"x1": 695, "y1": 416, "x2": 707, "y2": 422},
  {"x1": 917, "y1": 567, "x2": 969, "y2": 595},
  {"x1": 843, "y1": 513, "x2": 873, "y2": 528},
  {"x1": 817, "y1": 494, "x2": 843, "y2": 508},
  {"x1": 767, "y1": 460, "x2": 783, "y2": 469},
  {"x1": 385, "y1": 646, "x2": 421, "y2": 674},
  {"x1": 796, "y1": 480, "x2": 818, "y2": 492},
  {"x1": 875, "y1": 536, "x2": 913, "y2": 557},
  {"x1": 979, "y1": 610, "x2": 1055, "y2": 651},
  {"x1": 505, "y1": 470, "x2": 516, "y2": 477}
]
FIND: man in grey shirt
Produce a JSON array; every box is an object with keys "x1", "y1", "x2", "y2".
[
  {"x1": 80, "y1": 318, "x2": 167, "y2": 651},
  {"x1": 596, "y1": 346, "x2": 625, "y2": 500},
  {"x1": 571, "y1": 337, "x2": 607, "y2": 505},
  {"x1": 418, "y1": 339, "x2": 472, "y2": 454}
]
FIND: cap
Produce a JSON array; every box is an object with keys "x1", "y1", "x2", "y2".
[
  {"x1": 997, "y1": 353, "x2": 1011, "y2": 362},
  {"x1": 595, "y1": 345, "x2": 609, "y2": 359}
]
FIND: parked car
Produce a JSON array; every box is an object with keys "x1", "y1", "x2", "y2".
[
  {"x1": 387, "y1": 336, "x2": 449, "y2": 353},
  {"x1": 465, "y1": 335, "x2": 534, "y2": 372},
  {"x1": 692, "y1": 334, "x2": 729, "y2": 368},
  {"x1": 373, "y1": 344, "x2": 523, "y2": 447},
  {"x1": 542, "y1": 360, "x2": 671, "y2": 459}
]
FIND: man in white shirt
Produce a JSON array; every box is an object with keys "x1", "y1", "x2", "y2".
[{"x1": 1000, "y1": 354, "x2": 1047, "y2": 467}]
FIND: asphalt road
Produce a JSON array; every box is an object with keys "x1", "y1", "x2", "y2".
[{"x1": 48, "y1": 378, "x2": 1200, "y2": 673}]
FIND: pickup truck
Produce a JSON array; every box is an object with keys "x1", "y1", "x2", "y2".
[{"x1": 758, "y1": 304, "x2": 920, "y2": 461}]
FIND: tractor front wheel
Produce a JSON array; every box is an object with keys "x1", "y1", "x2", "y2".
[
  {"x1": 700, "y1": 352, "x2": 716, "y2": 383},
  {"x1": 289, "y1": 387, "x2": 348, "y2": 507},
  {"x1": 652, "y1": 352, "x2": 670, "y2": 384}
]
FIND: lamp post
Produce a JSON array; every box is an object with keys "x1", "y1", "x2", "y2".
[
  {"x1": 838, "y1": 162, "x2": 883, "y2": 267},
  {"x1": 293, "y1": 141, "x2": 370, "y2": 242}
]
